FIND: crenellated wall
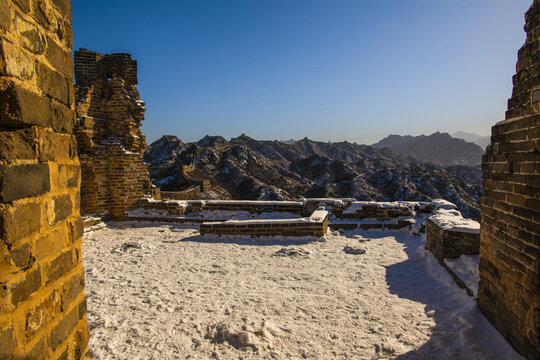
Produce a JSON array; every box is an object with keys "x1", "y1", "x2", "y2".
[
  {"x1": 478, "y1": 1, "x2": 540, "y2": 359},
  {"x1": 74, "y1": 48, "x2": 151, "y2": 217},
  {"x1": 0, "y1": 0, "x2": 89, "y2": 358}
]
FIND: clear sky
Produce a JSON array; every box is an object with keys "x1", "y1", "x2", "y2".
[{"x1": 72, "y1": 0, "x2": 533, "y2": 145}]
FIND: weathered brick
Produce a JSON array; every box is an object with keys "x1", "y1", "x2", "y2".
[
  {"x1": 0, "y1": 38, "x2": 34, "y2": 79},
  {"x1": 37, "y1": 63, "x2": 69, "y2": 104},
  {"x1": 0, "y1": 1, "x2": 10, "y2": 30},
  {"x1": 50, "y1": 101, "x2": 75, "y2": 134},
  {"x1": 60, "y1": 269, "x2": 84, "y2": 311},
  {"x1": 13, "y1": 0, "x2": 30, "y2": 13},
  {"x1": 13, "y1": 11, "x2": 45, "y2": 54},
  {"x1": 0, "y1": 128, "x2": 36, "y2": 161},
  {"x1": 38, "y1": 131, "x2": 76, "y2": 162},
  {"x1": 50, "y1": 0, "x2": 71, "y2": 22},
  {"x1": 0, "y1": 323, "x2": 17, "y2": 359},
  {"x1": 0, "y1": 82, "x2": 51, "y2": 128},
  {"x1": 25, "y1": 290, "x2": 61, "y2": 340},
  {"x1": 49, "y1": 301, "x2": 79, "y2": 351},
  {"x1": 73, "y1": 324, "x2": 89, "y2": 359},
  {"x1": 10, "y1": 266, "x2": 41, "y2": 305},
  {"x1": 52, "y1": 194, "x2": 72, "y2": 225},
  {"x1": 68, "y1": 217, "x2": 83, "y2": 242},
  {"x1": 45, "y1": 250, "x2": 72, "y2": 285},
  {"x1": 10, "y1": 241, "x2": 33, "y2": 268},
  {"x1": 1, "y1": 202, "x2": 41, "y2": 246},
  {"x1": 26, "y1": 336, "x2": 46, "y2": 360},
  {"x1": 46, "y1": 36, "x2": 73, "y2": 78},
  {"x1": 0, "y1": 164, "x2": 50, "y2": 202}
]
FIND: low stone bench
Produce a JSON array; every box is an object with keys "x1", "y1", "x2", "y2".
[{"x1": 200, "y1": 207, "x2": 329, "y2": 237}]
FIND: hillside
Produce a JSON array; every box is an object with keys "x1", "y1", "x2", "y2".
[
  {"x1": 372, "y1": 132, "x2": 484, "y2": 167},
  {"x1": 144, "y1": 135, "x2": 483, "y2": 219}
]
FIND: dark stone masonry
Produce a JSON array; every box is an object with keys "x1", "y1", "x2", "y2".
[
  {"x1": 0, "y1": 0, "x2": 89, "y2": 358},
  {"x1": 478, "y1": 1, "x2": 540, "y2": 359},
  {"x1": 74, "y1": 48, "x2": 152, "y2": 218}
]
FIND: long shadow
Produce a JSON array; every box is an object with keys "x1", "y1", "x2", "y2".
[
  {"x1": 384, "y1": 233, "x2": 522, "y2": 359},
  {"x1": 177, "y1": 234, "x2": 320, "y2": 247},
  {"x1": 105, "y1": 220, "x2": 199, "y2": 231}
]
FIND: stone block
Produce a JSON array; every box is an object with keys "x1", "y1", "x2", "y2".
[
  {"x1": 46, "y1": 36, "x2": 73, "y2": 78},
  {"x1": 0, "y1": 82, "x2": 51, "y2": 128},
  {"x1": 34, "y1": 225, "x2": 66, "y2": 261},
  {"x1": 38, "y1": 131, "x2": 76, "y2": 162},
  {"x1": 25, "y1": 290, "x2": 61, "y2": 340},
  {"x1": 10, "y1": 266, "x2": 41, "y2": 305},
  {"x1": 37, "y1": 63, "x2": 69, "y2": 104},
  {"x1": 68, "y1": 217, "x2": 83, "y2": 242},
  {"x1": 0, "y1": 323, "x2": 17, "y2": 360},
  {"x1": 10, "y1": 241, "x2": 33, "y2": 268},
  {"x1": 1, "y1": 202, "x2": 41, "y2": 246},
  {"x1": 0, "y1": 38, "x2": 34, "y2": 79},
  {"x1": 0, "y1": 164, "x2": 50, "y2": 202},
  {"x1": 60, "y1": 268, "x2": 84, "y2": 311},
  {"x1": 0, "y1": 1, "x2": 11, "y2": 31},
  {"x1": 73, "y1": 325, "x2": 89, "y2": 359},
  {"x1": 13, "y1": 0, "x2": 30, "y2": 13},
  {"x1": 44, "y1": 195, "x2": 72, "y2": 228},
  {"x1": 13, "y1": 11, "x2": 45, "y2": 54},
  {"x1": 50, "y1": 101, "x2": 75, "y2": 134},
  {"x1": 45, "y1": 249, "x2": 73, "y2": 285},
  {"x1": 25, "y1": 336, "x2": 46, "y2": 360},
  {"x1": 0, "y1": 128, "x2": 36, "y2": 162},
  {"x1": 49, "y1": 301, "x2": 79, "y2": 351},
  {"x1": 50, "y1": 0, "x2": 71, "y2": 22}
]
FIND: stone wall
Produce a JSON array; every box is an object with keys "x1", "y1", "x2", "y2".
[
  {"x1": 74, "y1": 48, "x2": 150, "y2": 218},
  {"x1": 478, "y1": 2, "x2": 540, "y2": 359},
  {"x1": 426, "y1": 220, "x2": 479, "y2": 261},
  {"x1": 0, "y1": 0, "x2": 89, "y2": 358},
  {"x1": 200, "y1": 208, "x2": 329, "y2": 237},
  {"x1": 189, "y1": 200, "x2": 305, "y2": 215}
]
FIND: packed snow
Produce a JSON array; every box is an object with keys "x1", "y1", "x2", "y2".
[
  {"x1": 83, "y1": 221, "x2": 522, "y2": 359},
  {"x1": 428, "y1": 209, "x2": 480, "y2": 233}
]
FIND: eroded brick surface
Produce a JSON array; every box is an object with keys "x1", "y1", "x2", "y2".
[{"x1": 74, "y1": 49, "x2": 151, "y2": 218}]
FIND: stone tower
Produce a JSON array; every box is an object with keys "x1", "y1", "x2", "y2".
[
  {"x1": 478, "y1": 1, "x2": 540, "y2": 359},
  {"x1": 74, "y1": 49, "x2": 151, "y2": 218}
]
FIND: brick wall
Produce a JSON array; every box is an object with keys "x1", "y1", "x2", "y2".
[
  {"x1": 0, "y1": 0, "x2": 89, "y2": 358},
  {"x1": 478, "y1": 2, "x2": 540, "y2": 359},
  {"x1": 200, "y1": 208, "x2": 329, "y2": 237},
  {"x1": 74, "y1": 49, "x2": 150, "y2": 218},
  {"x1": 426, "y1": 219, "x2": 479, "y2": 262}
]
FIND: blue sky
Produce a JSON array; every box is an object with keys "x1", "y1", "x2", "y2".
[{"x1": 72, "y1": 0, "x2": 532, "y2": 144}]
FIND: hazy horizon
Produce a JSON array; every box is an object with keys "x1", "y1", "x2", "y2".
[{"x1": 73, "y1": 0, "x2": 532, "y2": 145}]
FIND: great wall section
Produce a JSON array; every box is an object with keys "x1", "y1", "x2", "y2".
[{"x1": 0, "y1": 0, "x2": 538, "y2": 359}]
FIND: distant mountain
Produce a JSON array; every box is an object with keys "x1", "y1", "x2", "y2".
[
  {"x1": 452, "y1": 131, "x2": 491, "y2": 149},
  {"x1": 372, "y1": 132, "x2": 484, "y2": 167},
  {"x1": 280, "y1": 138, "x2": 297, "y2": 145},
  {"x1": 144, "y1": 135, "x2": 483, "y2": 219}
]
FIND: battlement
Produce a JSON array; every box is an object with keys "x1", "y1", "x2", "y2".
[{"x1": 74, "y1": 48, "x2": 138, "y2": 86}]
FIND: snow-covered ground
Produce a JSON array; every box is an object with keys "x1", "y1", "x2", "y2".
[{"x1": 83, "y1": 221, "x2": 523, "y2": 360}]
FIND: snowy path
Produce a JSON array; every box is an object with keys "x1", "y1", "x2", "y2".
[{"x1": 83, "y1": 222, "x2": 522, "y2": 360}]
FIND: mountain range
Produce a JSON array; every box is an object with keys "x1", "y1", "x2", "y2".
[
  {"x1": 144, "y1": 134, "x2": 484, "y2": 219},
  {"x1": 372, "y1": 132, "x2": 484, "y2": 167}
]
